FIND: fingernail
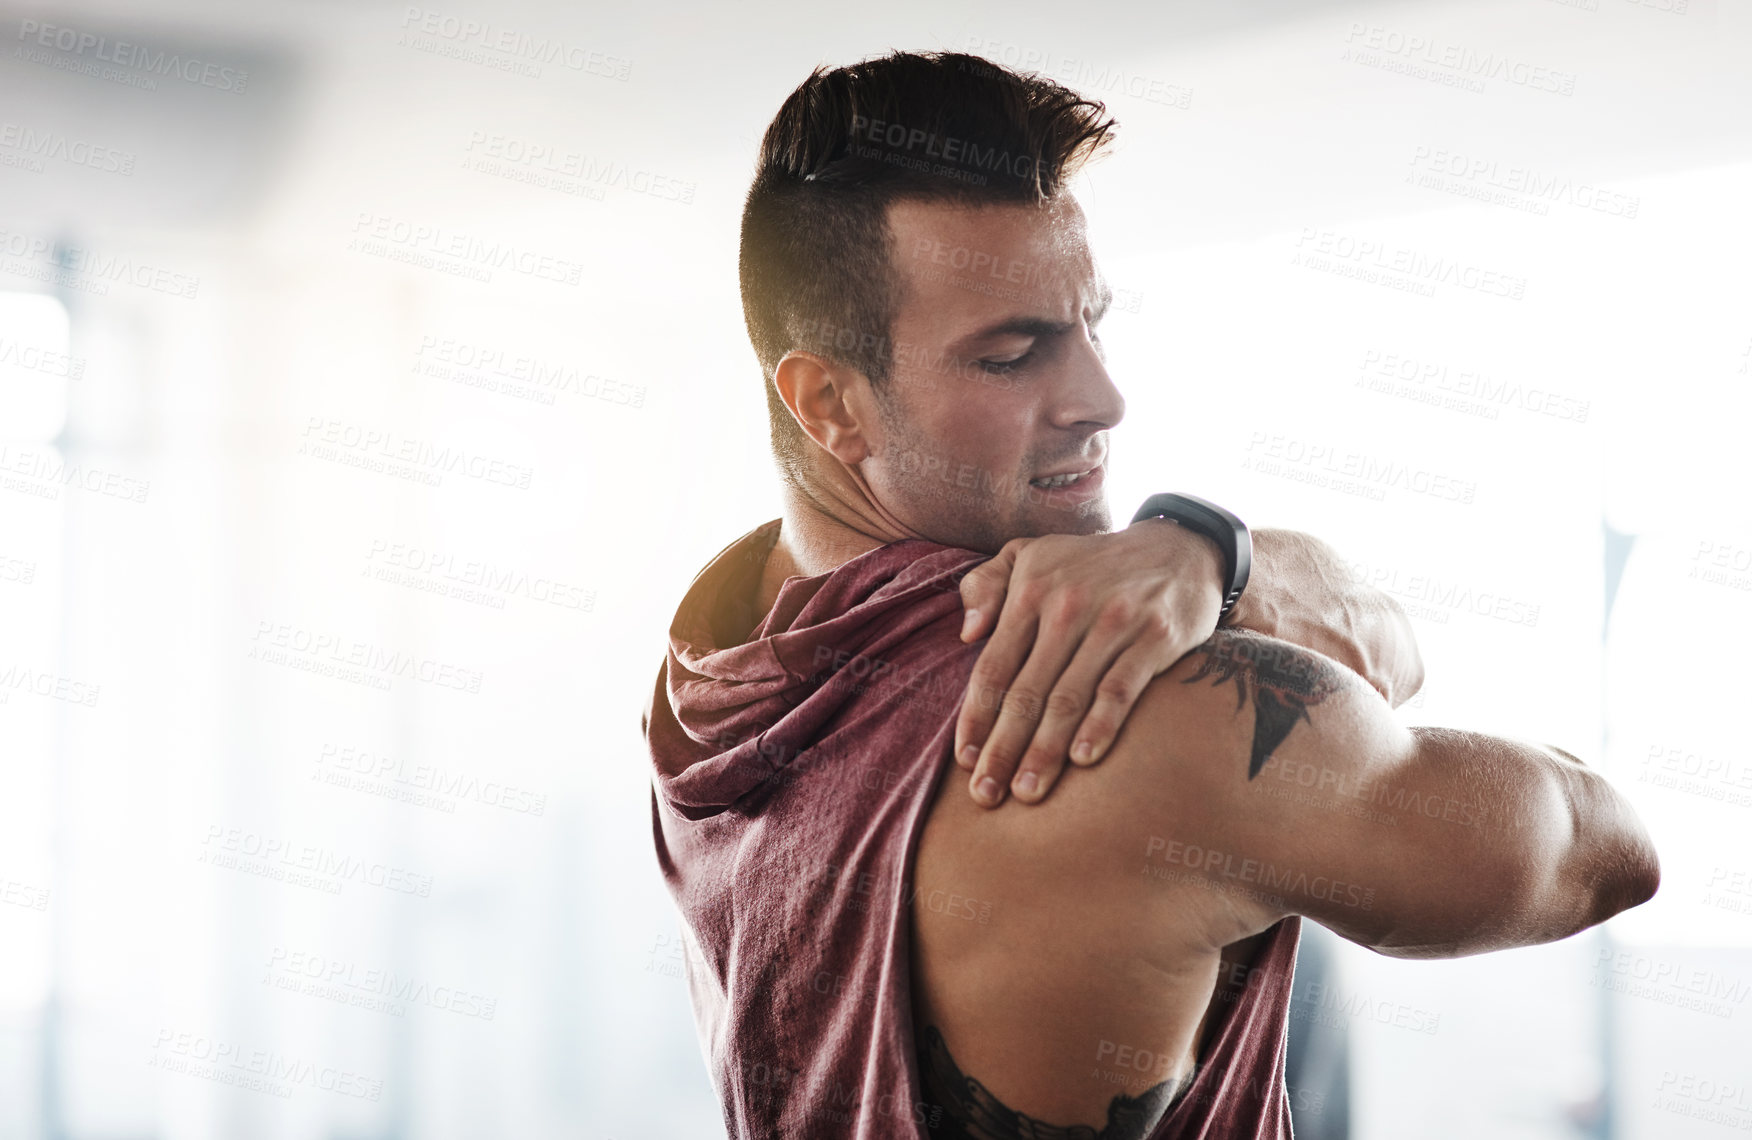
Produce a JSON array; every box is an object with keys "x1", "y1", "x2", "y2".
[
  {"x1": 960, "y1": 609, "x2": 980, "y2": 639},
  {"x1": 976, "y1": 777, "x2": 1000, "y2": 803},
  {"x1": 959, "y1": 744, "x2": 979, "y2": 769},
  {"x1": 1015, "y1": 771, "x2": 1038, "y2": 798},
  {"x1": 1071, "y1": 740, "x2": 1092, "y2": 763}
]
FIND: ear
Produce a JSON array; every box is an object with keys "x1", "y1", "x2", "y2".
[{"x1": 773, "y1": 351, "x2": 876, "y2": 466}]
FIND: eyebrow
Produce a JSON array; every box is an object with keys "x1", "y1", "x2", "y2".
[{"x1": 950, "y1": 284, "x2": 1114, "y2": 350}]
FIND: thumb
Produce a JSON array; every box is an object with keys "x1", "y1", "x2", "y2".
[{"x1": 958, "y1": 541, "x2": 1022, "y2": 642}]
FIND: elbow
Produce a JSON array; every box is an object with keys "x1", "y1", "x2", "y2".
[
  {"x1": 1602, "y1": 831, "x2": 1661, "y2": 920},
  {"x1": 1515, "y1": 772, "x2": 1659, "y2": 943},
  {"x1": 1561, "y1": 810, "x2": 1662, "y2": 932}
]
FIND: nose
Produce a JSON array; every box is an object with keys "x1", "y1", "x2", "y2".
[{"x1": 1049, "y1": 326, "x2": 1125, "y2": 432}]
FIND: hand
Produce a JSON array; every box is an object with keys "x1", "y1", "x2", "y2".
[{"x1": 954, "y1": 521, "x2": 1225, "y2": 808}]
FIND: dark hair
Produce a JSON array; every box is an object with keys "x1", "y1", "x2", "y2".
[{"x1": 738, "y1": 50, "x2": 1117, "y2": 490}]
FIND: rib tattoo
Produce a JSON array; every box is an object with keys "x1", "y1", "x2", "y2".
[
  {"x1": 1182, "y1": 631, "x2": 1343, "y2": 779},
  {"x1": 917, "y1": 1025, "x2": 1188, "y2": 1140}
]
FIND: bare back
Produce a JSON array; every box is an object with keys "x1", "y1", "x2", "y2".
[
  {"x1": 909, "y1": 635, "x2": 1300, "y2": 1134},
  {"x1": 910, "y1": 626, "x2": 1659, "y2": 1136}
]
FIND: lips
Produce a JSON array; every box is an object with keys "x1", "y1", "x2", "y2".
[
  {"x1": 1029, "y1": 454, "x2": 1105, "y2": 489},
  {"x1": 1030, "y1": 469, "x2": 1093, "y2": 489},
  {"x1": 1026, "y1": 463, "x2": 1106, "y2": 506}
]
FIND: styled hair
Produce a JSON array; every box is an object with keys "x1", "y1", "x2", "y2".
[{"x1": 738, "y1": 50, "x2": 1117, "y2": 489}]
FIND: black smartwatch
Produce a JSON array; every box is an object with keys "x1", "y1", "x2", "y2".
[{"x1": 1130, "y1": 493, "x2": 1252, "y2": 620}]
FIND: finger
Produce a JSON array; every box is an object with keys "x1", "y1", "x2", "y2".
[
  {"x1": 968, "y1": 606, "x2": 1083, "y2": 807},
  {"x1": 1005, "y1": 633, "x2": 1126, "y2": 803},
  {"x1": 957, "y1": 538, "x2": 1028, "y2": 643},
  {"x1": 953, "y1": 602, "x2": 1038, "y2": 772},
  {"x1": 1068, "y1": 639, "x2": 1177, "y2": 769}
]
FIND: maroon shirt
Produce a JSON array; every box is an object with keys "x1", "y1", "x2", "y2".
[{"x1": 647, "y1": 519, "x2": 1301, "y2": 1139}]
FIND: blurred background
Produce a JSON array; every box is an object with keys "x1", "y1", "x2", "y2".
[{"x1": 1, "y1": 0, "x2": 1748, "y2": 1137}]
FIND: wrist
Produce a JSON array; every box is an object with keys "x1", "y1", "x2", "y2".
[{"x1": 1129, "y1": 493, "x2": 1251, "y2": 619}]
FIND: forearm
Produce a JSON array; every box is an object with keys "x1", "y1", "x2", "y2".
[{"x1": 1225, "y1": 528, "x2": 1425, "y2": 707}]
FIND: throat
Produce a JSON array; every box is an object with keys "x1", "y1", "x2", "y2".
[{"x1": 752, "y1": 540, "x2": 800, "y2": 617}]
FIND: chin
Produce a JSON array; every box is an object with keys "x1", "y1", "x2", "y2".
[{"x1": 1028, "y1": 499, "x2": 1113, "y2": 537}]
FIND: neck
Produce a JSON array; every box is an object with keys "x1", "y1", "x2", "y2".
[{"x1": 756, "y1": 481, "x2": 910, "y2": 614}]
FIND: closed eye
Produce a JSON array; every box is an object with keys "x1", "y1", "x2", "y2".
[{"x1": 980, "y1": 349, "x2": 1035, "y2": 375}]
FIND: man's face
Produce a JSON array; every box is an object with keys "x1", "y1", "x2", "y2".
[{"x1": 860, "y1": 196, "x2": 1123, "y2": 554}]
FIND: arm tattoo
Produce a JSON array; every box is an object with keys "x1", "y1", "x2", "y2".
[
  {"x1": 1182, "y1": 630, "x2": 1343, "y2": 779},
  {"x1": 917, "y1": 1025, "x2": 1188, "y2": 1140}
]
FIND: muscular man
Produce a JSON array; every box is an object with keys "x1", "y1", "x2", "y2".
[{"x1": 646, "y1": 51, "x2": 1658, "y2": 1139}]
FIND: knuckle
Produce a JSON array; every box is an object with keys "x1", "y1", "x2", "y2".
[
  {"x1": 1043, "y1": 596, "x2": 1083, "y2": 634},
  {"x1": 1094, "y1": 597, "x2": 1137, "y2": 631},
  {"x1": 1139, "y1": 609, "x2": 1176, "y2": 639},
  {"x1": 980, "y1": 743, "x2": 1018, "y2": 771},
  {"x1": 1044, "y1": 688, "x2": 1087, "y2": 721},
  {"x1": 1053, "y1": 583, "x2": 1089, "y2": 614},
  {"x1": 967, "y1": 680, "x2": 1005, "y2": 714},
  {"x1": 999, "y1": 687, "x2": 1044, "y2": 721},
  {"x1": 1095, "y1": 672, "x2": 1139, "y2": 703}
]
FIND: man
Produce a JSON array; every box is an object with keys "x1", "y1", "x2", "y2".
[{"x1": 646, "y1": 51, "x2": 1659, "y2": 1139}]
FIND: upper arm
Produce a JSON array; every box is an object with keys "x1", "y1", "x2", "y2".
[{"x1": 1106, "y1": 629, "x2": 1646, "y2": 958}]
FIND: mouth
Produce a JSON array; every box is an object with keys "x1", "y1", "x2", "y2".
[
  {"x1": 1028, "y1": 463, "x2": 1106, "y2": 498},
  {"x1": 1029, "y1": 464, "x2": 1100, "y2": 490}
]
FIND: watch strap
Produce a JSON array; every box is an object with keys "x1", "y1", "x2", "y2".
[{"x1": 1129, "y1": 492, "x2": 1252, "y2": 619}]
